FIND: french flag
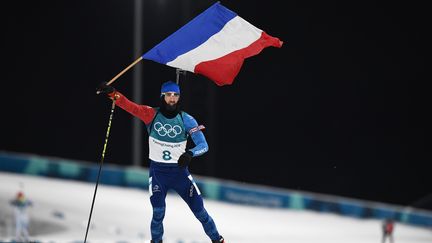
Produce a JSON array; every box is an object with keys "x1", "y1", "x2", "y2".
[{"x1": 142, "y1": 2, "x2": 283, "y2": 86}]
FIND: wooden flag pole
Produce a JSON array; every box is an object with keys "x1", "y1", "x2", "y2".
[{"x1": 107, "y1": 56, "x2": 143, "y2": 85}]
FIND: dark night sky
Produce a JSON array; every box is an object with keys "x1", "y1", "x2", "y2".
[{"x1": 2, "y1": 1, "x2": 430, "y2": 209}]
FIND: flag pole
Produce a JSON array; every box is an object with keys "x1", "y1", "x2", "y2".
[
  {"x1": 176, "y1": 68, "x2": 186, "y2": 84},
  {"x1": 107, "y1": 56, "x2": 143, "y2": 86},
  {"x1": 176, "y1": 68, "x2": 181, "y2": 84}
]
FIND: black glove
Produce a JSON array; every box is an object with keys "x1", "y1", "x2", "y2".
[
  {"x1": 96, "y1": 82, "x2": 115, "y2": 95},
  {"x1": 178, "y1": 151, "x2": 193, "y2": 168}
]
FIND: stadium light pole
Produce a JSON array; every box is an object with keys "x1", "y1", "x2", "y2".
[{"x1": 132, "y1": 0, "x2": 143, "y2": 167}]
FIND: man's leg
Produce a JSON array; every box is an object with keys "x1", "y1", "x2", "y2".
[
  {"x1": 174, "y1": 173, "x2": 223, "y2": 242},
  {"x1": 22, "y1": 222, "x2": 30, "y2": 241},
  {"x1": 382, "y1": 233, "x2": 389, "y2": 243},
  {"x1": 150, "y1": 207, "x2": 165, "y2": 242},
  {"x1": 149, "y1": 174, "x2": 167, "y2": 243},
  {"x1": 15, "y1": 218, "x2": 21, "y2": 241},
  {"x1": 193, "y1": 208, "x2": 224, "y2": 242}
]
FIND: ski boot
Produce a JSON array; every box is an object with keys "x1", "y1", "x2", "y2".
[{"x1": 212, "y1": 235, "x2": 225, "y2": 243}]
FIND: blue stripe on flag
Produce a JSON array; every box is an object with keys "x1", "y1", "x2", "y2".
[{"x1": 142, "y1": 2, "x2": 237, "y2": 64}]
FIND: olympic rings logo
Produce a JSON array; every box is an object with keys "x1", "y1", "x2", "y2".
[{"x1": 153, "y1": 122, "x2": 182, "y2": 138}]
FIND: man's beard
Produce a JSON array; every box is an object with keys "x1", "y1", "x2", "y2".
[
  {"x1": 166, "y1": 102, "x2": 176, "y2": 111},
  {"x1": 160, "y1": 97, "x2": 180, "y2": 118}
]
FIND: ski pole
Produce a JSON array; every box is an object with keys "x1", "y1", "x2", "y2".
[{"x1": 84, "y1": 100, "x2": 116, "y2": 243}]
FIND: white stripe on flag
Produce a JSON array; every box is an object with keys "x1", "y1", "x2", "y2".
[{"x1": 167, "y1": 16, "x2": 262, "y2": 72}]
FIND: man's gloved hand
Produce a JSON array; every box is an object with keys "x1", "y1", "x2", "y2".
[
  {"x1": 96, "y1": 82, "x2": 115, "y2": 95},
  {"x1": 178, "y1": 151, "x2": 193, "y2": 168}
]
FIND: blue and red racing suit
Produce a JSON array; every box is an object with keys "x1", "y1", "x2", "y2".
[{"x1": 114, "y1": 93, "x2": 222, "y2": 242}]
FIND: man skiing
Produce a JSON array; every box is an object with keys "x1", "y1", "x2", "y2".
[
  {"x1": 10, "y1": 191, "x2": 33, "y2": 242},
  {"x1": 382, "y1": 218, "x2": 395, "y2": 243},
  {"x1": 97, "y1": 81, "x2": 224, "y2": 243}
]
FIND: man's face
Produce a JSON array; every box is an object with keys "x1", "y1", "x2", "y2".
[{"x1": 163, "y1": 92, "x2": 180, "y2": 106}]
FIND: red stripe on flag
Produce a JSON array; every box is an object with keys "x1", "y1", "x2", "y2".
[{"x1": 194, "y1": 32, "x2": 283, "y2": 86}]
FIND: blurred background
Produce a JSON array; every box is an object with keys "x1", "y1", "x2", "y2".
[{"x1": 2, "y1": 0, "x2": 430, "y2": 210}]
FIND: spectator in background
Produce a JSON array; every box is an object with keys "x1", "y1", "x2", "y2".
[
  {"x1": 382, "y1": 218, "x2": 395, "y2": 243},
  {"x1": 10, "y1": 191, "x2": 33, "y2": 242}
]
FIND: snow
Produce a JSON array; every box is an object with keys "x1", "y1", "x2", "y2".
[{"x1": 1, "y1": 171, "x2": 431, "y2": 243}]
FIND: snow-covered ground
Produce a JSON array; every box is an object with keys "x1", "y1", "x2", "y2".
[{"x1": 0, "y1": 171, "x2": 431, "y2": 243}]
